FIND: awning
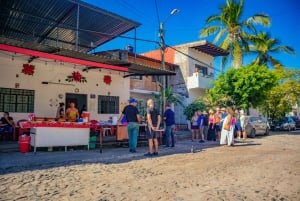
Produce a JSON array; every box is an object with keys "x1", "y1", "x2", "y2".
[
  {"x1": 0, "y1": 0, "x2": 140, "y2": 52},
  {"x1": 189, "y1": 41, "x2": 229, "y2": 57},
  {"x1": 0, "y1": 37, "x2": 176, "y2": 77}
]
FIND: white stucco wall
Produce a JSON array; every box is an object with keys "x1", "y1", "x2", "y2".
[
  {"x1": 187, "y1": 48, "x2": 214, "y2": 76},
  {"x1": 0, "y1": 51, "x2": 130, "y2": 122}
]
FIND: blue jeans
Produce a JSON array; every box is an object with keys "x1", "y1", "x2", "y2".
[
  {"x1": 165, "y1": 125, "x2": 175, "y2": 147},
  {"x1": 0, "y1": 126, "x2": 13, "y2": 134},
  {"x1": 127, "y1": 122, "x2": 139, "y2": 151}
]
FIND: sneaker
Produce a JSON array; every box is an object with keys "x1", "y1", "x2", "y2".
[
  {"x1": 153, "y1": 152, "x2": 158, "y2": 156},
  {"x1": 199, "y1": 140, "x2": 205, "y2": 143},
  {"x1": 129, "y1": 149, "x2": 136, "y2": 153},
  {"x1": 144, "y1": 152, "x2": 153, "y2": 157}
]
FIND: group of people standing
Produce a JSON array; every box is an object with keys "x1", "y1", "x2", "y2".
[
  {"x1": 118, "y1": 98, "x2": 175, "y2": 157},
  {"x1": 191, "y1": 107, "x2": 247, "y2": 146}
]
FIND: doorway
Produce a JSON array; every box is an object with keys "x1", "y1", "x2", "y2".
[{"x1": 65, "y1": 93, "x2": 87, "y2": 117}]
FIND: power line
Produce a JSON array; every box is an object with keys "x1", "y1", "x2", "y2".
[
  {"x1": 154, "y1": 0, "x2": 161, "y2": 27},
  {"x1": 113, "y1": 0, "x2": 156, "y2": 25},
  {"x1": 165, "y1": 44, "x2": 221, "y2": 72}
]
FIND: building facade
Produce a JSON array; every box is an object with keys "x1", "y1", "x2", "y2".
[{"x1": 142, "y1": 40, "x2": 228, "y2": 123}]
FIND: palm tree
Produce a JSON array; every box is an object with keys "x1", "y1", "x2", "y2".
[
  {"x1": 153, "y1": 87, "x2": 184, "y2": 107},
  {"x1": 249, "y1": 32, "x2": 295, "y2": 70},
  {"x1": 200, "y1": 0, "x2": 270, "y2": 69}
]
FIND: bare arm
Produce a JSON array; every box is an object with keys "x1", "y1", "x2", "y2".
[
  {"x1": 118, "y1": 114, "x2": 124, "y2": 124},
  {"x1": 136, "y1": 114, "x2": 141, "y2": 124},
  {"x1": 147, "y1": 113, "x2": 153, "y2": 129},
  {"x1": 225, "y1": 114, "x2": 232, "y2": 125},
  {"x1": 156, "y1": 115, "x2": 161, "y2": 130}
]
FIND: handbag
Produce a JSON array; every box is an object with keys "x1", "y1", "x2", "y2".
[
  {"x1": 223, "y1": 115, "x2": 232, "y2": 131},
  {"x1": 224, "y1": 123, "x2": 230, "y2": 131}
]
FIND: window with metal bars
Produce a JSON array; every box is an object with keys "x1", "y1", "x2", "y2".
[
  {"x1": 97, "y1": 95, "x2": 119, "y2": 114},
  {"x1": 0, "y1": 88, "x2": 35, "y2": 113}
]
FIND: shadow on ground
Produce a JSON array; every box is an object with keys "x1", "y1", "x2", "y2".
[{"x1": 2, "y1": 130, "x2": 291, "y2": 175}]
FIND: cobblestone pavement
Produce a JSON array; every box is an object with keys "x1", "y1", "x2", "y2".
[{"x1": 0, "y1": 131, "x2": 224, "y2": 174}]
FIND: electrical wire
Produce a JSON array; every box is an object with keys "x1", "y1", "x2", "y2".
[{"x1": 154, "y1": 0, "x2": 161, "y2": 27}]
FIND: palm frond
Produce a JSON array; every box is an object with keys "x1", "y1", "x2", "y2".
[
  {"x1": 206, "y1": 14, "x2": 221, "y2": 24},
  {"x1": 270, "y1": 57, "x2": 284, "y2": 70},
  {"x1": 246, "y1": 14, "x2": 271, "y2": 27},
  {"x1": 272, "y1": 46, "x2": 296, "y2": 55},
  {"x1": 213, "y1": 28, "x2": 227, "y2": 44},
  {"x1": 200, "y1": 26, "x2": 220, "y2": 37}
]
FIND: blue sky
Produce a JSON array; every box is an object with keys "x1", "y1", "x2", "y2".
[{"x1": 83, "y1": 0, "x2": 300, "y2": 71}]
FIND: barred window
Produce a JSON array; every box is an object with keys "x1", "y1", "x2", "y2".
[
  {"x1": 0, "y1": 88, "x2": 35, "y2": 113},
  {"x1": 195, "y1": 64, "x2": 208, "y2": 75},
  {"x1": 98, "y1": 95, "x2": 119, "y2": 114}
]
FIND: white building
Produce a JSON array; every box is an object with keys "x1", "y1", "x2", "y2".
[
  {"x1": 142, "y1": 40, "x2": 228, "y2": 124},
  {"x1": 0, "y1": 0, "x2": 175, "y2": 124}
]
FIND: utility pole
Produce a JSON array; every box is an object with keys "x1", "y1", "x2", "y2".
[
  {"x1": 159, "y1": 22, "x2": 166, "y2": 114},
  {"x1": 158, "y1": 8, "x2": 179, "y2": 114}
]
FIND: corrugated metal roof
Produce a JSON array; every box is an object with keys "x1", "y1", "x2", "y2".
[
  {"x1": 0, "y1": 0, "x2": 140, "y2": 52},
  {"x1": 188, "y1": 41, "x2": 229, "y2": 57},
  {"x1": 0, "y1": 36, "x2": 176, "y2": 76}
]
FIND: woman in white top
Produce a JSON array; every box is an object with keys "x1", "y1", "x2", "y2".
[{"x1": 220, "y1": 107, "x2": 235, "y2": 146}]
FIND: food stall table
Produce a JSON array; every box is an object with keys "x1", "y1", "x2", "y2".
[{"x1": 26, "y1": 123, "x2": 90, "y2": 153}]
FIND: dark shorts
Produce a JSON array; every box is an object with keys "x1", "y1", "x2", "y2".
[
  {"x1": 215, "y1": 124, "x2": 221, "y2": 132},
  {"x1": 146, "y1": 127, "x2": 160, "y2": 139},
  {"x1": 191, "y1": 125, "x2": 198, "y2": 130},
  {"x1": 235, "y1": 123, "x2": 242, "y2": 131}
]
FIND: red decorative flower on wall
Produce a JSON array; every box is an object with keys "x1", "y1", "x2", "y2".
[
  {"x1": 103, "y1": 75, "x2": 112, "y2": 85},
  {"x1": 22, "y1": 64, "x2": 35, "y2": 75},
  {"x1": 65, "y1": 71, "x2": 87, "y2": 83}
]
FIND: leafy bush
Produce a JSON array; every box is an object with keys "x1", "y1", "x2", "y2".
[{"x1": 184, "y1": 99, "x2": 207, "y2": 120}]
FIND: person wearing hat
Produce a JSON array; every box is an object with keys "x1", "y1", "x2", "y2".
[{"x1": 118, "y1": 98, "x2": 141, "y2": 153}]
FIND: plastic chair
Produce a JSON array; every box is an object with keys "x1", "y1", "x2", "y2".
[
  {"x1": 17, "y1": 119, "x2": 30, "y2": 137},
  {"x1": 102, "y1": 127, "x2": 112, "y2": 136},
  {"x1": 90, "y1": 120, "x2": 101, "y2": 135}
]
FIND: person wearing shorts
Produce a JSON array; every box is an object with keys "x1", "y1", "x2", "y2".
[
  {"x1": 235, "y1": 109, "x2": 242, "y2": 139},
  {"x1": 214, "y1": 108, "x2": 222, "y2": 140},
  {"x1": 191, "y1": 111, "x2": 199, "y2": 141},
  {"x1": 144, "y1": 99, "x2": 161, "y2": 157}
]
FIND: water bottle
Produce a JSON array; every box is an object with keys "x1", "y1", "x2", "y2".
[{"x1": 191, "y1": 145, "x2": 195, "y2": 153}]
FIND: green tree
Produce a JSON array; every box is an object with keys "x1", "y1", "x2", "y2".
[
  {"x1": 207, "y1": 64, "x2": 278, "y2": 111},
  {"x1": 249, "y1": 32, "x2": 295, "y2": 70},
  {"x1": 152, "y1": 86, "x2": 184, "y2": 115},
  {"x1": 259, "y1": 69, "x2": 300, "y2": 119},
  {"x1": 184, "y1": 99, "x2": 208, "y2": 120},
  {"x1": 200, "y1": 0, "x2": 270, "y2": 69}
]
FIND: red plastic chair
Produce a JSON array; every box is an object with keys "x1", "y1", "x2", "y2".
[
  {"x1": 90, "y1": 120, "x2": 101, "y2": 134},
  {"x1": 17, "y1": 119, "x2": 30, "y2": 137}
]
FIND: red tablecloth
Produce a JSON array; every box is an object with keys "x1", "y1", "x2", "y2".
[{"x1": 21, "y1": 122, "x2": 90, "y2": 128}]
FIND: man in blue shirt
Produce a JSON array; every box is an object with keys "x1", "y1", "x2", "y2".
[
  {"x1": 163, "y1": 103, "x2": 175, "y2": 147},
  {"x1": 197, "y1": 110, "x2": 205, "y2": 143}
]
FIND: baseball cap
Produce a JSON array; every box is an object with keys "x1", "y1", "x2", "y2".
[{"x1": 129, "y1": 98, "x2": 138, "y2": 104}]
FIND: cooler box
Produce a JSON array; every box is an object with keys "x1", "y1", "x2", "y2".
[
  {"x1": 19, "y1": 135, "x2": 31, "y2": 153},
  {"x1": 82, "y1": 112, "x2": 90, "y2": 123}
]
